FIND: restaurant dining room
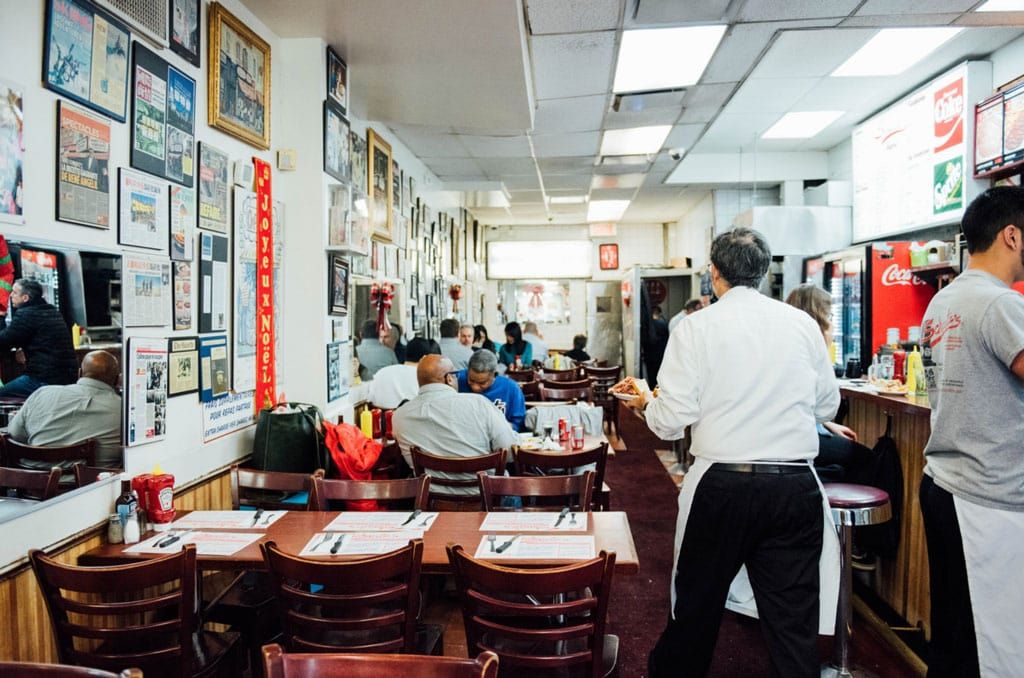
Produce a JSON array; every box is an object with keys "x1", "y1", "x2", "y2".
[{"x1": 5, "y1": 0, "x2": 1024, "y2": 676}]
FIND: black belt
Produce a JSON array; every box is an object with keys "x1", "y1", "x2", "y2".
[{"x1": 712, "y1": 462, "x2": 811, "y2": 475}]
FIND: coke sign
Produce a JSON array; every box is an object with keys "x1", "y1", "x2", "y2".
[
  {"x1": 880, "y1": 263, "x2": 927, "y2": 287},
  {"x1": 934, "y1": 78, "x2": 964, "y2": 153}
]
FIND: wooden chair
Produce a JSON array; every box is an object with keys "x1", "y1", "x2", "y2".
[
  {"x1": 231, "y1": 465, "x2": 325, "y2": 511},
  {"x1": 540, "y1": 367, "x2": 582, "y2": 382},
  {"x1": 447, "y1": 545, "x2": 618, "y2": 678},
  {"x1": 506, "y1": 368, "x2": 536, "y2": 383},
  {"x1": 583, "y1": 366, "x2": 622, "y2": 434},
  {"x1": 310, "y1": 475, "x2": 430, "y2": 511},
  {"x1": 29, "y1": 545, "x2": 242, "y2": 678},
  {"x1": 1, "y1": 436, "x2": 97, "y2": 492},
  {"x1": 260, "y1": 539, "x2": 442, "y2": 655},
  {"x1": 519, "y1": 380, "x2": 541, "y2": 401},
  {"x1": 0, "y1": 466, "x2": 61, "y2": 500},
  {"x1": 262, "y1": 644, "x2": 498, "y2": 678},
  {"x1": 540, "y1": 378, "x2": 592, "y2": 391},
  {"x1": 539, "y1": 384, "x2": 593, "y2": 403},
  {"x1": 73, "y1": 465, "x2": 120, "y2": 489},
  {"x1": 373, "y1": 441, "x2": 407, "y2": 479},
  {"x1": 478, "y1": 470, "x2": 594, "y2": 512},
  {"x1": 0, "y1": 664, "x2": 142, "y2": 677},
  {"x1": 516, "y1": 444, "x2": 612, "y2": 511},
  {"x1": 411, "y1": 448, "x2": 507, "y2": 511}
]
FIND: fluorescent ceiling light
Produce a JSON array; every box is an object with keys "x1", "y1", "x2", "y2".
[
  {"x1": 831, "y1": 28, "x2": 963, "y2": 77},
  {"x1": 587, "y1": 199, "x2": 630, "y2": 222},
  {"x1": 597, "y1": 154, "x2": 650, "y2": 166},
  {"x1": 762, "y1": 111, "x2": 844, "y2": 139},
  {"x1": 487, "y1": 241, "x2": 592, "y2": 279},
  {"x1": 548, "y1": 195, "x2": 587, "y2": 204},
  {"x1": 600, "y1": 125, "x2": 672, "y2": 156},
  {"x1": 592, "y1": 173, "x2": 646, "y2": 190},
  {"x1": 613, "y1": 25, "x2": 727, "y2": 93},
  {"x1": 977, "y1": 0, "x2": 1024, "y2": 10}
]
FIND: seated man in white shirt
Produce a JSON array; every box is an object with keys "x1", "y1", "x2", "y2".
[
  {"x1": 392, "y1": 354, "x2": 517, "y2": 494},
  {"x1": 8, "y1": 350, "x2": 123, "y2": 468},
  {"x1": 522, "y1": 322, "x2": 549, "y2": 365},
  {"x1": 369, "y1": 337, "x2": 441, "y2": 409}
]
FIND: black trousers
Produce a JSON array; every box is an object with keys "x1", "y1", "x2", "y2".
[
  {"x1": 649, "y1": 467, "x2": 824, "y2": 678},
  {"x1": 919, "y1": 473, "x2": 980, "y2": 678}
]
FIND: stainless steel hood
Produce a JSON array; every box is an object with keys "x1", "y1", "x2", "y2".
[{"x1": 732, "y1": 206, "x2": 852, "y2": 256}]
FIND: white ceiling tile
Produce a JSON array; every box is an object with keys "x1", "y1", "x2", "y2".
[
  {"x1": 701, "y1": 20, "x2": 844, "y2": 83},
  {"x1": 664, "y1": 123, "x2": 705, "y2": 150},
  {"x1": 527, "y1": 0, "x2": 621, "y2": 35},
  {"x1": 389, "y1": 126, "x2": 468, "y2": 158},
  {"x1": 531, "y1": 32, "x2": 616, "y2": 99},
  {"x1": 533, "y1": 95, "x2": 608, "y2": 133},
  {"x1": 749, "y1": 29, "x2": 875, "y2": 78},
  {"x1": 678, "y1": 83, "x2": 737, "y2": 123},
  {"x1": 503, "y1": 175, "x2": 541, "y2": 190},
  {"x1": 458, "y1": 134, "x2": 532, "y2": 158},
  {"x1": 725, "y1": 77, "x2": 819, "y2": 114},
  {"x1": 840, "y1": 13, "x2": 960, "y2": 26},
  {"x1": 420, "y1": 157, "x2": 484, "y2": 175},
  {"x1": 630, "y1": 0, "x2": 731, "y2": 24},
  {"x1": 543, "y1": 174, "x2": 593, "y2": 190},
  {"x1": 955, "y1": 12, "x2": 1024, "y2": 26},
  {"x1": 476, "y1": 157, "x2": 538, "y2": 176},
  {"x1": 697, "y1": 111, "x2": 790, "y2": 150},
  {"x1": 531, "y1": 131, "x2": 600, "y2": 157},
  {"x1": 537, "y1": 156, "x2": 596, "y2": 173},
  {"x1": 857, "y1": 0, "x2": 978, "y2": 14},
  {"x1": 590, "y1": 187, "x2": 636, "y2": 201},
  {"x1": 509, "y1": 189, "x2": 545, "y2": 203},
  {"x1": 738, "y1": 0, "x2": 860, "y2": 21},
  {"x1": 603, "y1": 106, "x2": 682, "y2": 129}
]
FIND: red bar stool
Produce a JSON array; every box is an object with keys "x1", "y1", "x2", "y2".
[{"x1": 822, "y1": 483, "x2": 892, "y2": 678}]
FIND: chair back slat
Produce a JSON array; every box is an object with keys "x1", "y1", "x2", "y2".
[
  {"x1": 411, "y1": 448, "x2": 507, "y2": 511},
  {"x1": 0, "y1": 662, "x2": 143, "y2": 677},
  {"x1": 72, "y1": 465, "x2": 120, "y2": 489},
  {"x1": 230, "y1": 465, "x2": 323, "y2": 511},
  {"x1": 261, "y1": 643, "x2": 501, "y2": 678},
  {"x1": 538, "y1": 384, "x2": 593, "y2": 403},
  {"x1": 479, "y1": 471, "x2": 594, "y2": 512},
  {"x1": 2, "y1": 436, "x2": 98, "y2": 493},
  {"x1": 539, "y1": 368, "x2": 582, "y2": 382},
  {"x1": 506, "y1": 368, "x2": 536, "y2": 383},
  {"x1": 539, "y1": 378, "x2": 591, "y2": 390},
  {"x1": 261, "y1": 540, "x2": 424, "y2": 654},
  {"x1": 447, "y1": 545, "x2": 616, "y2": 678},
  {"x1": 516, "y1": 444, "x2": 609, "y2": 504},
  {"x1": 0, "y1": 465, "x2": 61, "y2": 500},
  {"x1": 519, "y1": 380, "x2": 541, "y2": 400},
  {"x1": 29, "y1": 546, "x2": 199, "y2": 678},
  {"x1": 310, "y1": 476, "x2": 429, "y2": 511}
]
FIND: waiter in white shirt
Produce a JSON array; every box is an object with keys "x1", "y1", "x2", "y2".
[{"x1": 627, "y1": 228, "x2": 841, "y2": 677}]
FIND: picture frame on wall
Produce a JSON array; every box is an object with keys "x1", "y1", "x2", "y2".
[
  {"x1": 118, "y1": 168, "x2": 168, "y2": 251},
  {"x1": 169, "y1": 185, "x2": 196, "y2": 260},
  {"x1": 172, "y1": 260, "x2": 192, "y2": 330},
  {"x1": 391, "y1": 159, "x2": 401, "y2": 213},
  {"x1": 198, "y1": 333, "x2": 230, "y2": 402},
  {"x1": 208, "y1": 2, "x2": 271, "y2": 149},
  {"x1": 599, "y1": 243, "x2": 619, "y2": 270},
  {"x1": 367, "y1": 128, "x2": 393, "y2": 242},
  {"x1": 350, "y1": 130, "x2": 368, "y2": 194},
  {"x1": 125, "y1": 337, "x2": 168, "y2": 447},
  {"x1": 197, "y1": 142, "x2": 230, "y2": 232},
  {"x1": 350, "y1": 187, "x2": 371, "y2": 255},
  {"x1": 0, "y1": 79, "x2": 25, "y2": 226},
  {"x1": 167, "y1": 336, "x2": 200, "y2": 397},
  {"x1": 55, "y1": 100, "x2": 110, "y2": 229},
  {"x1": 323, "y1": 100, "x2": 350, "y2": 183},
  {"x1": 326, "y1": 46, "x2": 348, "y2": 117},
  {"x1": 43, "y1": 0, "x2": 131, "y2": 122},
  {"x1": 169, "y1": 0, "x2": 201, "y2": 67},
  {"x1": 327, "y1": 341, "x2": 343, "y2": 402},
  {"x1": 326, "y1": 181, "x2": 351, "y2": 248},
  {"x1": 131, "y1": 42, "x2": 196, "y2": 187},
  {"x1": 328, "y1": 253, "x2": 349, "y2": 316}
]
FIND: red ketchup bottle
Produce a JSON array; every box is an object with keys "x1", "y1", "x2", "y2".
[
  {"x1": 892, "y1": 349, "x2": 907, "y2": 384},
  {"x1": 371, "y1": 408, "x2": 383, "y2": 439},
  {"x1": 145, "y1": 472, "x2": 176, "y2": 530}
]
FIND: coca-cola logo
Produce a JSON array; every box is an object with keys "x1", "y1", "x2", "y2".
[
  {"x1": 934, "y1": 79, "x2": 964, "y2": 153},
  {"x1": 880, "y1": 263, "x2": 927, "y2": 287}
]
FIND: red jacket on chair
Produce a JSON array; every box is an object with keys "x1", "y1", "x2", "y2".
[{"x1": 322, "y1": 421, "x2": 382, "y2": 511}]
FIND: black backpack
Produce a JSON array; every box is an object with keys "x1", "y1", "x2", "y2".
[{"x1": 849, "y1": 416, "x2": 903, "y2": 558}]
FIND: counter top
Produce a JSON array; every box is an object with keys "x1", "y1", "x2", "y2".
[{"x1": 838, "y1": 382, "x2": 931, "y2": 416}]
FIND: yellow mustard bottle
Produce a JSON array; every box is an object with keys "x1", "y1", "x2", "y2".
[
  {"x1": 905, "y1": 346, "x2": 921, "y2": 396},
  {"x1": 359, "y1": 409, "x2": 373, "y2": 438}
]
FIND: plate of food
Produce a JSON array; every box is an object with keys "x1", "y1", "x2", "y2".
[
  {"x1": 517, "y1": 435, "x2": 544, "y2": 450},
  {"x1": 609, "y1": 377, "x2": 651, "y2": 401},
  {"x1": 869, "y1": 379, "x2": 908, "y2": 395}
]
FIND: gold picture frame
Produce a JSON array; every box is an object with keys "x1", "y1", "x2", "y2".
[
  {"x1": 207, "y1": 3, "x2": 271, "y2": 149},
  {"x1": 367, "y1": 128, "x2": 393, "y2": 242}
]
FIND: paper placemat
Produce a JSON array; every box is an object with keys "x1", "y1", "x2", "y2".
[
  {"x1": 479, "y1": 512, "x2": 588, "y2": 532},
  {"x1": 323, "y1": 511, "x2": 438, "y2": 532},
  {"x1": 171, "y1": 510, "x2": 287, "y2": 530},
  {"x1": 125, "y1": 530, "x2": 262, "y2": 556},
  {"x1": 474, "y1": 535, "x2": 595, "y2": 560},
  {"x1": 299, "y1": 531, "x2": 424, "y2": 556}
]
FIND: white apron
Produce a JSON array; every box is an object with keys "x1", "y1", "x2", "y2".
[
  {"x1": 671, "y1": 457, "x2": 840, "y2": 635},
  {"x1": 953, "y1": 495, "x2": 1024, "y2": 677}
]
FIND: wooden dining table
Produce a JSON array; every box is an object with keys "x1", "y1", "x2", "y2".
[{"x1": 78, "y1": 510, "x2": 640, "y2": 575}]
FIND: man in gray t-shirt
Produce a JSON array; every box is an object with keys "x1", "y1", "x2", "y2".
[{"x1": 919, "y1": 186, "x2": 1024, "y2": 676}]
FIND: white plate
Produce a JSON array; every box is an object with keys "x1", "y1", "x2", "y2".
[
  {"x1": 612, "y1": 391, "x2": 640, "y2": 402},
  {"x1": 869, "y1": 385, "x2": 908, "y2": 395}
]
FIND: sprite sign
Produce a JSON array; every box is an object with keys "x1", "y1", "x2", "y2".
[{"x1": 933, "y1": 157, "x2": 963, "y2": 215}]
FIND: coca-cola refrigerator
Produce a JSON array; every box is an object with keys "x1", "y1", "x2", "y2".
[{"x1": 817, "y1": 242, "x2": 936, "y2": 369}]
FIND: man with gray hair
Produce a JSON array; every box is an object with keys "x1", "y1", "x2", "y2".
[
  {"x1": 627, "y1": 228, "x2": 840, "y2": 676},
  {"x1": 0, "y1": 278, "x2": 78, "y2": 398},
  {"x1": 456, "y1": 348, "x2": 526, "y2": 431}
]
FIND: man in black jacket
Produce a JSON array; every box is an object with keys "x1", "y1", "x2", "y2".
[{"x1": 0, "y1": 279, "x2": 78, "y2": 398}]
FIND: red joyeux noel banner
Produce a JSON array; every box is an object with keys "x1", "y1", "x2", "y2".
[
  {"x1": 253, "y1": 158, "x2": 276, "y2": 410},
  {"x1": 934, "y1": 77, "x2": 964, "y2": 153}
]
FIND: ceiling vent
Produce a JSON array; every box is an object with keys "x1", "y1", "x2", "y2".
[
  {"x1": 94, "y1": 0, "x2": 169, "y2": 49},
  {"x1": 612, "y1": 88, "x2": 686, "y2": 113}
]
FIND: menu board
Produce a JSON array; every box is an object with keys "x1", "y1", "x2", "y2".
[
  {"x1": 974, "y1": 94, "x2": 1004, "y2": 174},
  {"x1": 852, "y1": 62, "x2": 988, "y2": 242},
  {"x1": 1002, "y1": 85, "x2": 1024, "y2": 165}
]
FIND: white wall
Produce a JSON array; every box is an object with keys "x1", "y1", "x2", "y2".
[{"x1": 990, "y1": 33, "x2": 1024, "y2": 89}]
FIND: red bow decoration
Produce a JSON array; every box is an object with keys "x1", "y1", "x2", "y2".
[
  {"x1": 448, "y1": 284, "x2": 462, "y2": 313},
  {"x1": 370, "y1": 282, "x2": 394, "y2": 336},
  {"x1": 528, "y1": 283, "x2": 544, "y2": 310}
]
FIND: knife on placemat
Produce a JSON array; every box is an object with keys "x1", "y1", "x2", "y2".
[
  {"x1": 553, "y1": 507, "x2": 570, "y2": 528},
  {"x1": 330, "y1": 533, "x2": 347, "y2": 554},
  {"x1": 400, "y1": 509, "x2": 422, "y2": 526},
  {"x1": 495, "y1": 535, "x2": 519, "y2": 554},
  {"x1": 157, "y1": 531, "x2": 191, "y2": 549},
  {"x1": 251, "y1": 508, "x2": 264, "y2": 526}
]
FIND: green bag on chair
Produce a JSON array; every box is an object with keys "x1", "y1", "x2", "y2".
[{"x1": 251, "y1": 402, "x2": 328, "y2": 474}]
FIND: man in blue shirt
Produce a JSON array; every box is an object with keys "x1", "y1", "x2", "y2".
[{"x1": 457, "y1": 349, "x2": 526, "y2": 431}]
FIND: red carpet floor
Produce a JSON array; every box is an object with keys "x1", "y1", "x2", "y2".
[{"x1": 606, "y1": 412, "x2": 920, "y2": 677}]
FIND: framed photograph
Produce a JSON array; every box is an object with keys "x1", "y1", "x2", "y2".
[
  {"x1": 208, "y1": 2, "x2": 271, "y2": 149},
  {"x1": 367, "y1": 128, "x2": 393, "y2": 242},
  {"x1": 122, "y1": 254, "x2": 172, "y2": 327},
  {"x1": 172, "y1": 260, "x2": 192, "y2": 330},
  {"x1": 327, "y1": 181, "x2": 351, "y2": 248},
  {"x1": 169, "y1": 0, "x2": 201, "y2": 67},
  {"x1": 326, "y1": 46, "x2": 348, "y2": 116},
  {"x1": 169, "y1": 185, "x2": 196, "y2": 260},
  {"x1": 328, "y1": 253, "x2": 349, "y2": 316},
  {"x1": 197, "y1": 142, "x2": 230, "y2": 232},
  {"x1": 118, "y1": 168, "x2": 168, "y2": 251},
  {"x1": 132, "y1": 42, "x2": 196, "y2": 186},
  {"x1": 350, "y1": 188, "x2": 371, "y2": 255},
  {"x1": 198, "y1": 232, "x2": 228, "y2": 332},
  {"x1": 167, "y1": 336, "x2": 199, "y2": 397},
  {"x1": 391, "y1": 159, "x2": 401, "y2": 213},
  {"x1": 350, "y1": 129, "x2": 368, "y2": 195},
  {"x1": 327, "y1": 341, "x2": 343, "y2": 402},
  {"x1": 198, "y1": 333, "x2": 230, "y2": 402},
  {"x1": 331, "y1": 316, "x2": 350, "y2": 342},
  {"x1": 599, "y1": 243, "x2": 619, "y2": 270},
  {"x1": 0, "y1": 80, "x2": 24, "y2": 225},
  {"x1": 126, "y1": 337, "x2": 168, "y2": 446},
  {"x1": 323, "y1": 100, "x2": 350, "y2": 183},
  {"x1": 43, "y1": 0, "x2": 130, "y2": 122},
  {"x1": 56, "y1": 100, "x2": 110, "y2": 229}
]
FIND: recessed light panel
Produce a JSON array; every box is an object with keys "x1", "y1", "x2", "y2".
[
  {"x1": 762, "y1": 111, "x2": 844, "y2": 139},
  {"x1": 831, "y1": 28, "x2": 963, "y2": 77},
  {"x1": 614, "y1": 25, "x2": 727, "y2": 93},
  {"x1": 600, "y1": 125, "x2": 672, "y2": 156},
  {"x1": 587, "y1": 200, "x2": 631, "y2": 222}
]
